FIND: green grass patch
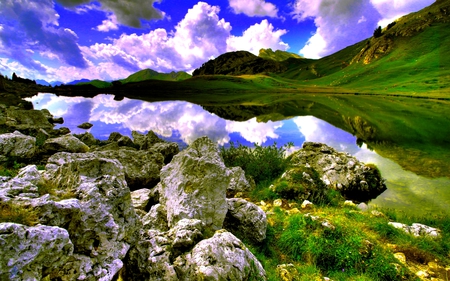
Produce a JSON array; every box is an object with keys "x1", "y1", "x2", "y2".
[{"x1": 0, "y1": 200, "x2": 39, "y2": 226}]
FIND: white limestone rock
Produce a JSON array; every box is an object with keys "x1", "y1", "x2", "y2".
[{"x1": 0, "y1": 131, "x2": 36, "y2": 162}]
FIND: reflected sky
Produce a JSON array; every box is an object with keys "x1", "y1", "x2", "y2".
[{"x1": 27, "y1": 93, "x2": 450, "y2": 216}]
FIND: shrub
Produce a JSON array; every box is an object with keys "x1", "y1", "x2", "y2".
[
  {"x1": 373, "y1": 26, "x2": 382, "y2": 38},
  {"x1": 220, "y1": 141, "x2": 292, "y2": 184}
]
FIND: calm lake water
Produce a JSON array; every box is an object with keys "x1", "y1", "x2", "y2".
[{"x1": 27, "y1": 93, "x2": 450, "y2": 216}]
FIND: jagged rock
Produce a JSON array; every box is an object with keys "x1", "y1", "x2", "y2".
[
  {"x1": 142, "y1": 203, "x2": 169, "y2": 231},
  {"x1": 0, "y1": 223, "x2": 73, "y2": 281},
  {"x1": 108, "y1": 132, "x2": 123, "y2": 142},
  {"x1": 132, "y1": 130, "x2": 164, "y2": 150},
  {"x1": 37, "y1": 152, "x2": 141, "y2": 280},
  {"x1": 173, "y1": 230, "x2": 266, "y2": 281},
  {"x1": 289, "y1": 142, "x2": 386, "y2": 202},
  {"x1": 168, "y1": 219, "x2": 204, "y2": 257},
  {"x1": 126, "y1": 230, "x2": 178, "y2": 281},
  {"x1": 4, "y1": 108, "x2": 54, "y2": 134},
  {"x1": 117, "y1": 135, "x2": 135, "y2": 147},
  {"x1": 131, "y1": 188, "x2": 152, "y2": 211},
  {"x1": 0, "y1": 131, "x2": 36, "y2": 162},
  {"x1": 224, "y1": 198, "x2": 267, "y2": 243},
  {"x1": 149, "y1": 142, "x2": 179, "y2": 164},
  {"x1": 388, "y1": 222, "x2": 441, "y2": 238},
  {"x1": 41, "y1": 134, "x2": 90, "y2": 154},
  {"x1": 77, "y1": 122, "x2": 93, "y2": 129},
  {"x1": 227, "y1": 166, "x2": 253, "y2": 197},
  {"x1": 74, "y1": 132, "x2": 98, "y2": 147},
  {"x1": 0, "y1": 165, "x2": 41, "y2": 199},
  {"x1": 93, "y1": 149, "x2": 164, "y2": 190},
  {"x1": 159, "y1": 137, "x2": 231, "y2": 233}
]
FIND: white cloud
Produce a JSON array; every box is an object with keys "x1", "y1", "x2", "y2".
[
  {"x1": 227, "y1": 20, "x2": 289, "y2": 55},
  {"x1": 370, "y1": 0, "x2": 435, "y2": 27},
  {"x1": 226, "y1": 117, "x2": 282, "y2": 144},
  {"x1": 293, "y1": 0, "x2": 435, "y2": 59},
  {"x1": 95, "y1": 14, "x2": 119, "y2": 32},
  {"x1": 229, "y1": 0, "x2": 278, "y2": 17}
]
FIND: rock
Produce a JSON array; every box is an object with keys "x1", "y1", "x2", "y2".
[
  {"x1": 38, "y1": 152, "x2": 141, "y2": 280},
  {"x1": 301, "y1": 200, "x2": 314, "y2": 209},
  {"x1": 174, "y1": 230, "x2": 266, "y2": 281},
  {"x1": 0, "y1": 165, "x2": 42, "y2": 198},
  {"x1": 394, "y1": 252, "x2": 406, "y2": 264},
  {"x1": 93, "y1": 149, "x2": 165, "y2": 190},
  {"x1": 4, "y1": 108, "x2": 54, "y2": 134},
  {"x1": 224, "y1": 198, "x2": 267, "y2": 243},
  {"x1": 74, "y1": 132, "x2": 98, "y2": 147},
  {"x1": 142, "y1": 203, "x2": 169, "y2": 232},
  {"x1": 132, "y1": 130, "x2": 164, "y2": 150},
  {"x1": 108, "y1": 132, "x2": 123, "y2": 142},
  {"x1": 276, "y1": 264, "x2": 300, "y2": 281},
  {"x1": 117, "y1": 135, "x2": 135, "y2": 148},
  {"x1": 344, "y1": 200, "x2": 356, "y2": 207},
  {"x1": 227, "y1": 166, "x2": 253, "y2": 197},
  {"x1": 0, "y1": 131, "x2": 36, "y2": 162},
  {"x1": 41, "y1": 134, "x2": 89, "y2": 154},
  {"x1": 388, "y1": 222, "x2": 441, "y2": 238},
  {"x1": 168, "y1": 219, "x2": 204, "y2": 257},
  {"x1": 0, "y1": 223, "x2": 73, "y2": 281},
  {"x1": 289, "y1": 142, "x2": 387, "y2": 202},
  {"x1": 77, "y1": 122, "x2": 93, "y2": 129},
  {"x1": 126, "y1": 229, "x2": 178, "y2": 281},
  {"x1": 149, "y1": 142, "x2": 179, "y2": 164},
  {"x1": 159, "y1": 137, "x2": 231, "y2": 233},
  {"x1": 131, "y1": 188, "x2": 153, "y2": 211}
]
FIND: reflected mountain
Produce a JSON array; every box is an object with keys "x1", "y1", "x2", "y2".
[{"x1": 202, "y1": 95, "x2": 450, "y2": 179}]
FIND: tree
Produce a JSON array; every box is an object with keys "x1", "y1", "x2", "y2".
[{"x1": 373, "y1": 26, "x2": 382, "y2": 38}]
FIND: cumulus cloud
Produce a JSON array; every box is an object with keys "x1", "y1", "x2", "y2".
[
  {"x1": 0, "y1": 0, "x2": 87, "y2": 71},
  {"x1": 227, "y1": 20, "x2": 289, "y2": 54},
  {"x1": 229, "y1": 0, "x2": 278, "y2": 17},
  {"x1": 55, "y1": 0, "x2": 164, "y2": 27},
  {"x1": 292, "y1": 0, "x2": 434, "y2": 59},
  {"x1": 292, "y1": 0, "x2": 381, "y2": 59},
  {"x1": 82, "y1": 2, "x2": 288, "y2": 79},
  {"x1": 370, "y1": 0, "x2": 435, "y2": 27},
  {"x1": 95, "y1": 13, "x2": 119, "y2": 32}
]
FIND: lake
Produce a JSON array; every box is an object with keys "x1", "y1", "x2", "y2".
[{"x1": 26, "y1": 93, "x2": 450, "y2": 216}]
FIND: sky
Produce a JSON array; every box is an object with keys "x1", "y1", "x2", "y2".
[{"x1": 0, "y1": 0, "x2": 434, "y2": 83}]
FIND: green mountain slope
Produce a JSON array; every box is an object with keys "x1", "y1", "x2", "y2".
[
  {"x1": 121, "y1": 69, "x2": 191, "y2": 84},
  {"x1": 278, "y1": 0, "x2": 450, "y2": 95},
  {"x1": 258, "y1": 48, "x2": 303, "y2": 61},
  {"x1": 77, "y1": 80, "x2": 112, "y2": 88}
]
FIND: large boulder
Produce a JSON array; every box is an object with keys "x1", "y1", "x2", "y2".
[
  {"x1": 227, "y1": 166, "x2": 254, "y2": 197},
  {"x1": 174, "y1": 230, "x2": 266, "y2": 281},
  {"x1": 0, "y1": 152, "x2": 142, "y2": 281},
  {"x1": 289, "y1": 142, "x2": 386, "y2": 202},
  {"x1": 4, "y1": 108, "x2": 54, "y2": 134},
  {"x1": 0, "y1": 223, "x2": 74, "y2": 281},
  {"x1": 224, "y1": 198, "x2": 267, "y2": 243},
  {"x1": 93, "y1": 149, "x2": 165, "y2": 190},
  {"x1": 41, "y1": 134, "x2": 89, "y2": 154},
  {"x1": 159, "y1": 137, "x2": 231, "y2": 233},
  {"x1": 0, "y1": 131, "x2": 37, "y2": 162}
]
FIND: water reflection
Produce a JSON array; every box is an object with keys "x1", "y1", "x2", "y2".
[{"x1": 27, "y1": 93, "x2": 450, "y2": 216}]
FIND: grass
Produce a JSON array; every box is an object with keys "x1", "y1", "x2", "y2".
[
  {"x1": 220, "y1": 143, "x2": 449, "y2": 280},
  {"x1": 0, "y1": 200, "x2": 39, "y2": 226}
]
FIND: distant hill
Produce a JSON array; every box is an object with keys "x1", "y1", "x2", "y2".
[
  {"x1": 66, "y1": 79, "x2": 91, "y2": 85},
  {"x1": 76, "y1": 80, "x2": 112, "y2": 88},
  {"x1": 258, "y1": 48, "x2": 303, "y2": 61},
  {"x1": 36, "y1": 79, "x2": 51, "y2": 86},
  {"x1": 121, "y1": 69, "x2": 191, "y2": 84},
  {"x1": 192, "y1": 51, "x2": 287, "y2": 76}
]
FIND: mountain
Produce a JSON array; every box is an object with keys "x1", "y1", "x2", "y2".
[
  {"x1": 76, "y1": 79, "x2": 112, "y2": 88},
  {"x1": 36, "y1": 79, "x2": 51, "y2": 86},
  {"x1": 121, "y1": 69, "x2": 191, "y2": 84},
  {"x1": 258, "y1": 48, "x2": 303, "y2": 61},
  {"x1": 192, "y1": 51, "x2": 287, "y2": 76},
  {"x1": 66, "y1": 79, "x2": 91, "y2": 85}
]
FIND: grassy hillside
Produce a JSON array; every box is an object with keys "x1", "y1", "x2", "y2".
[
  {"x1": 121, "y1": 69, "x2": 191, "y2": 84},
  {"x1": 277, "y1": 0, "x2": 450, "y2": 96},
  {"x1": 76, "y1": 79, "x2": 112, "y2": 88},
  {"x1": 258, "y1": 48, "x2": 303, "y2": 62}
]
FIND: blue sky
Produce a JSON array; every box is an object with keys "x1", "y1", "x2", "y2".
[{"x1": 0, "y1": 0, "x2": 434, "y2": 83}]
